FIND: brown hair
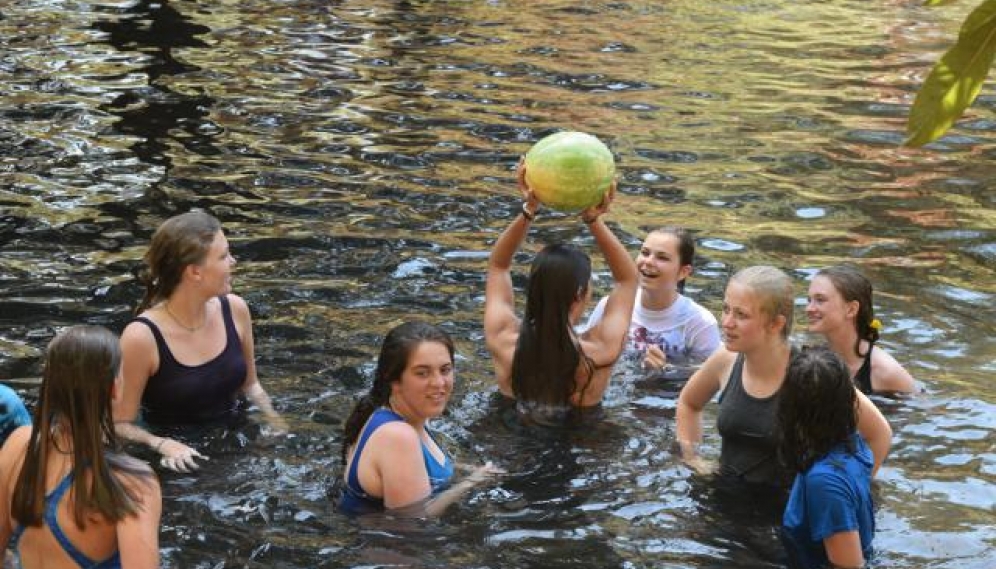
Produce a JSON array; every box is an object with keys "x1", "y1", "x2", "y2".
[
  {"x1": 815, "y1": 265, "x2": 879, "y2": 358},
  {"x1": 135, "y1": 211, "x2": 222, "y2": 314},
  {"x1": 12, "y1": 326, "x2": 151, "y2": 528}
]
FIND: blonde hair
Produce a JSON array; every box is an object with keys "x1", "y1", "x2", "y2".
[{"x1": 730, "y1": 265, "x2": 794, "y2": 339}]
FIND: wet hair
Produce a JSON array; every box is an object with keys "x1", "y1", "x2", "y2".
[
  {"x1": 816, "y1": 265, "x2": 878, "y2": 358},
  {"x1": 510, "y1": 244, "x2": 595, "y2": 408},
  {"x1": 341, "y1": 322, "x2": 455, "y2": 464},
  {"x1": 778, "y1": 346, "x2": 857, "y2": 473},
  {"x1": 647, "y1": 226, "x2": 695, "y2": 293},
  {"x1": 135, "y1": 210, "x2": 222, "y2": 314},
  {"x1": 12, "y1": 326, "x2": 151, "y2": 528},
  {"x1": 729, "y1": 265, "x2": 794, "y2": 339}
]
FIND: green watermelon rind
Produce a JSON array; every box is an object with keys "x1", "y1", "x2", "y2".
[{"x1": 524, "y1": 131, "x2": 615, "y2": 213}]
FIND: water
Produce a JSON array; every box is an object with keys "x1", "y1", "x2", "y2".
[{"x1": 1, "y1": 0, "x2": 994, "y2": 567}]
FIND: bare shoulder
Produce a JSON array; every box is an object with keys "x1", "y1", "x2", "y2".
[
  {"x1": 121, "y1": 318, "x2": 155, "y2": 345},
  {"x1": 871, "y1": 346, "x2": 916, "y2": 392},
  {"x1": 369, "y1": 420, "x2": 421, "y2": 448}
]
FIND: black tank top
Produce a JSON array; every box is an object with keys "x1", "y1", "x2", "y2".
[
  {"x1": 716, "y1": 354, "x2": 791, "y2": 487},
  {"x1": 852, "y1": 345, "x2": 873, "y2": 394},
  {"x1": 136, "y1": 295, "x2": 247, "y2": 424}
]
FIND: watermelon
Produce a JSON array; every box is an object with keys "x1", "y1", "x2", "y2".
[{"x1": 524, "y1": 131, "x2": 615, "y2": 212}]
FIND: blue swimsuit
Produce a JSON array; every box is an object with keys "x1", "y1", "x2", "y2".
[
  {"x1": 339, "y1": 408, "x2": 454, "y2": 514},
  {"x1": 10, "y1": 472, "x2": 122, "y2": 569}
]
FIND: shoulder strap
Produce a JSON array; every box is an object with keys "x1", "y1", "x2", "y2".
[{"x1": 717, "y1": 353, "x2": 745, "y2": 404}]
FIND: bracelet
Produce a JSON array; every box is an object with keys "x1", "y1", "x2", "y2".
[
  {"x1": 581, "y1": 213, "x2": 600, "y2": 224},
  {"x1": 154, "y1": 437, "x2": 167, "y2": 453},
  {"x1": 520, "y1": 202, "x2": 537, "y2": 222}
]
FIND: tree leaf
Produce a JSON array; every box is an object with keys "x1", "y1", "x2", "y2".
[
  {"x1": 925, "y1": 0, "x2": 959, "y2": 6},
  {"x1": 906, "y1": 0, "x2": 996, "y2": 147}
]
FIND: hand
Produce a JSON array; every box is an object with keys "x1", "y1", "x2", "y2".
[
  {"x1": 685, "y1": 455, "x2": 718, "y2": 476},
  {"x1": 516, "y1": 158, "x2": 540, "y2": 210},
  {"x1": 261, "y1": 411, "x2": 290, "y2": 436},
  {"x1": 580, "y1": 178, "x2": 616, "y2": 223},
  {"x1": 643, "y1": 345, "x2": 668, "y2": 371},
  {"x1": 158, "y1": 439, "x2": 208, "y2": 473},
  {"x1": 466, "y1": 461, "x2": 506, "y2": 485}
]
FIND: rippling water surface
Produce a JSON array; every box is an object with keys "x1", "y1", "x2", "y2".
[{"x1": 1, "y1": 0, "x2": 994, "y2": 567}]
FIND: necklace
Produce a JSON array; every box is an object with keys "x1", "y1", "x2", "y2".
[{"x1": 164, "y1": 301, "x2": 205, "y2": 333}]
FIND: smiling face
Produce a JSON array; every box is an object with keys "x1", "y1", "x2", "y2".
[
  {"x1": 721, "y1": 281, "x2": 784, "y2": 352},
  {"x1": 389, "y1": 340, "x2": 454, "y2": 422},
  {"x1": 636, "y1": 232, "x2": 692, "y2": 294},
  {"x1": 193, "y1": 230, "x2": 235, "y2": 296},
  {"x1": 807, "y1": 275, "x2": 856, "y2": 336}
]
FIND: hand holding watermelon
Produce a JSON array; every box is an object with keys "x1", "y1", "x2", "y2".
[{"x1": 522, "y1": 131, "x2": 616, "y2": 213}]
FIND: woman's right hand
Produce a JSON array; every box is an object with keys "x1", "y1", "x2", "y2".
[
  {"x1": 466, "y1": 461, "x2": 506, "y2": 485},
  {"x1": 157, "y1": 438, "x2": 209, "y2": 473},
  {"x1": 516, "y1": 158, "x2": 540, "y2": 211}
]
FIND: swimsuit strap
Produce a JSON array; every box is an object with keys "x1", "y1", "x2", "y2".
[
  {"x1": 43, "y1": 471, "x2": 122, "y2": 569},
  {"x1": 346, "y1": 408, "x2": 405, "y2": 497}
]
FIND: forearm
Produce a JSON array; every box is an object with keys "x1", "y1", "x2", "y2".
[
  {"x1": 244, "y1": 381, "x2": 278, "y2": 418},
  {"x1": 489, "y1": 211, "x2": 532, "y2": 272},
  {"x1": 115, "y1": 421, "x2": 167, "y2": 455},
  {"x1": 588, "y1": 218, "x2": 637, "y2": 285},
  {"x1": 674, "y1": 402, "x2": 704, "y2": 459}
]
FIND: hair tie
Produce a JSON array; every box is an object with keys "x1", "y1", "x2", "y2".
[{"x1": 869, "y1": 318, "x2": 882, "y2": 331}]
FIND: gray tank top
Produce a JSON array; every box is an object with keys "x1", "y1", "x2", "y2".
[{"x1": 716, "y1": 354, "x2": 791, "y2": 487}]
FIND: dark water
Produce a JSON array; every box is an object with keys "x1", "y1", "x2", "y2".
[{"x1": 1, "y1": 0, "x2": 994, "y2": 567}]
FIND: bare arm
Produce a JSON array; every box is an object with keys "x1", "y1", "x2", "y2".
[
  {"x1": 855, "y1": 390, "x2": 892, "y2": 477},
  {"x1": 115, "y1": 322, "x2": 207, "y2": 472},
  {"x1": 483, "y1": 162, "x2": 539, "y2": 395},
  {"x1": 116, "y1": 472, "x2": 162, "y2": 569},
  {"x1": 871, "y1": 348, "x2": 917, "y2": 395},
  {"x1": 579, "y1": 184, "x2": 638, "y2": 368},
  {"x1": 230, "y1": 294, "x2": 287, "y2": 432},
  {"x1": 675, "y1": 348, "x2": 733, "y2": 462},
  {"x1": 823, "y1": 530, "x2": 865, "y2": 569}
]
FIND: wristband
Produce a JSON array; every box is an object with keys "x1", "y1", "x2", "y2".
[
  {"x1": 154, "y1": 437, "x2": 167, "y2": 453},
  {"x1": 581, "y1": 213, "x2": 600, "y2": 224},
  {"x1": 520, "y1": 202, "x2": 536, "y2": 222}
]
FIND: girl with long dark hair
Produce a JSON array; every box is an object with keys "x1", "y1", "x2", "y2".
[
  {"x1": 779, "y1": 346, "x2": 876, "y2": 569},
  {"x1": 0, "y1": 325, "x2": 161, "y2": 568},
  {"x1": 340, "y1": 322, "x2": 499, "y2": 515},
  {"x1": 484, "y1": 161, "x2": 638, "y2": 422}
]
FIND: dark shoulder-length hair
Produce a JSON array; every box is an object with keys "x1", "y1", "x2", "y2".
[
  {"x1": 13, "y1": 326, "x2": 152, "y2": 529},
  {"x1": 135, "y1": 210, "x2": 222, "y2": 314},
  {"x1": 341, "y1": 322, "x2": 455, "y2": 464},
  {"x1": 816, "y1": 265, "x2": 878, "y2": 358},
  {"x1": 777, "y1": 346, "x2": 857, "y2": 473},
  {"x1": 510, "y1": 243, "x2": 595, "y2": 408},
  {"x1": 647, "y1": 226, "x2": 695, "y2": 293}
]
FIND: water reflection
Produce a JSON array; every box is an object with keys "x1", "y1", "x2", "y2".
[{"x1": 1, "y1": 0, "x2": 994, "y2": 567}]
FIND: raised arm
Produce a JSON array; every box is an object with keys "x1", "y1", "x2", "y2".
[
  {"x1": 484, "y1": 161, "x2": 539, "y2": 395},
  {"x1": 230, "y1": 294, "x2": 287, "y2": 433},
  {"x1": 855, "y1": 389, "x2": 892, "y2": 477},
  {"x1": 578, "y1": 182, "x2": 639, "y2": 367}
]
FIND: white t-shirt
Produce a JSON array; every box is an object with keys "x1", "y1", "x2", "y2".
[{"x1": 583, "y1": 289, "x2": 721, "y2": 366}]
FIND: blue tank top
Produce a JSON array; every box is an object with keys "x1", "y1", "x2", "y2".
[
  {"x1": 339, "y1": 408, "x2": 454, "y2": 514},
  {"x1": 10, "y1": 472, "x2": 122, "y2": 569},
  {"x1": 136, "y1": 295, "x2": 247, "y2": 424}
]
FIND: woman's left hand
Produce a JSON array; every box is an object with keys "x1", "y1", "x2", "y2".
[
  {"x1": 643, "y1": 345, "x2": 668, "y2": 371},
  {"x1": 516, "y1": 158, "x2": 541, "y2": 210},
  {"x1": 580, "y1": 179, "x2": 616, "y2": 223}
]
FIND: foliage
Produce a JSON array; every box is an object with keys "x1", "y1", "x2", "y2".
[{"x1": 906, "y1": 0, "x2": 996, "y2": 146}]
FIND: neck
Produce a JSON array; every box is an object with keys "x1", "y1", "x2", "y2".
[
  {"x1": 386, "y1": 400, "x2": 425, "y2": 431},
  {"x1": 743, "y1": 339, "x2": 792, "y2": 382},
  {"x1": 823, "y1": 324, "x2": 861, "y2": 362},
  {"x1": 640, "y1": 286, "x2": 679, "y2": 311},
  {"x1": 164, "y1": 293, "x2": 209, "y2": 332}
]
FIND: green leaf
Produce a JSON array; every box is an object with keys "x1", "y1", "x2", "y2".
[
  {"x1": 906, "y1": 0, "x2": 996, "y2": 147},
  {"x1": 925, "y1": 0, "x2": 959, "y2": 6}
]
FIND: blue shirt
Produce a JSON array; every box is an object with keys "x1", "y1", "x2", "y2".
[
  {"x1": 782, "y1": 433, "x2": 875, "y2": 569},
  {"x1": 0, "y1": 384, "x2": 31, "y2": 447}
]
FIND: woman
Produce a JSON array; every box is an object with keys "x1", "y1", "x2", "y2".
[
  {"x1": 484, "y1": 161, "x2": 638, "y2": 420},
  {"x1": 339, "y1": 322, "x2": 499, "y2": 515},
  {"x1": 675, "y1": 266, "x2": 892, "y2": 487},
  {"x1": 807, "y1": 265, "x2": 916, "y2": 395},
  {"x1": 0, "y1": 325, "x2": 161, "y2": 568},
  {"x1": 115, "y1": 210, "x2": 286, "y2": 473},
  {"x1": 780, "y1": 347, "x2": 875, "y2": 569},
  {"x1": 583, "y1": 226, "x2": 720, "y2": 371}
]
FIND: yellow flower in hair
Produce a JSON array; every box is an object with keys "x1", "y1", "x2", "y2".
[{"x1": 869, "y1": 318, "x2": 882, "y2": 331}]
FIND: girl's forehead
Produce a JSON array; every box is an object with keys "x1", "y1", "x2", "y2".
[{"x1": 642, "y1": 232, "x2": 679, "y2": 252}]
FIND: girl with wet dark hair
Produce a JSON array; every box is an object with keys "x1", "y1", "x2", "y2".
[
  {"x1": 114, "y1": 210, "x2": 286, "y2": 473},
  {"x1": 807, "y1": 265, "x2": 916, "y2": 395},
  {"x1": 484, "y1": 160, "x2": 638, "y2": 422},
  {"x1": 339, "y1": 321, "x2": 500, "y2": 515},
  {"x1": 779, "y1": 346, "x2": 875, "y2": 569},
  {"x1": 0, "y1": 325, "x2": 161, "y2": 568},
  {"x1": 583, "y1": 226, "x2": 720, "y2": 372}
]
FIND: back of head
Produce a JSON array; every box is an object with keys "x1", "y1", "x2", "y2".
[
  {"x1": 778, "y1": 346, "x2": 857, "y2": 472},
  {"x1": 136, "y1": 210, "x2": 222, "y2": 313},
  {"x1": 730, "y1": 265, "x2": 795, "y2": 339},
  {"x1": 512, "y1": 244, "x2": 593, "y2": 407},
  {"x1": 341, "y1": 321, "x2": 454, "y2": 463},
  {"x1": 13, "y1": 325, "x2": 142, "y2": 527},
  {"x1": 816, "y1": 265, "x2": 878, "y2": 351}
]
